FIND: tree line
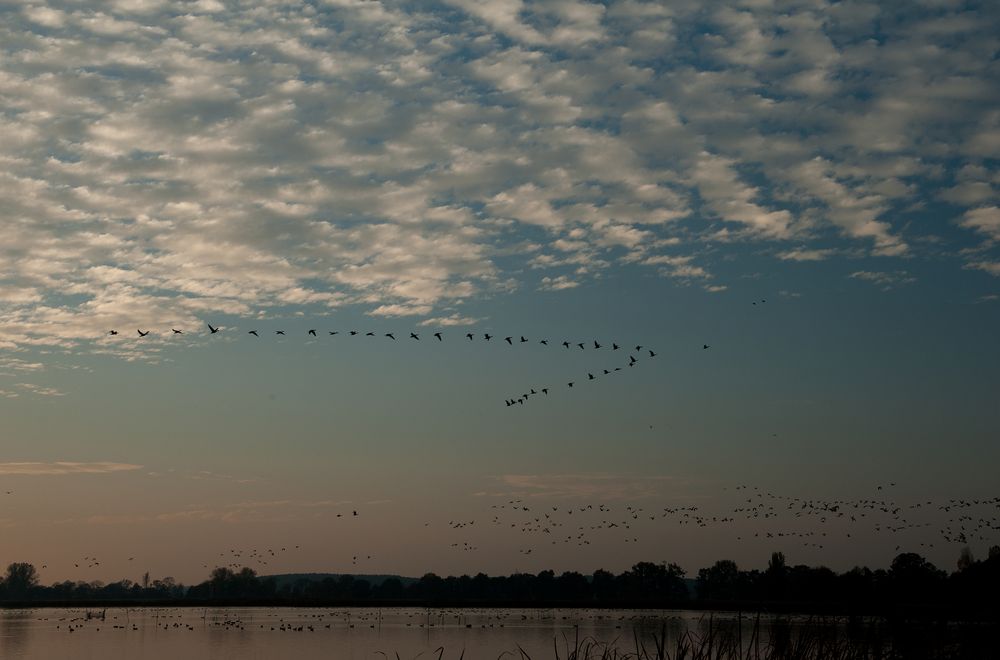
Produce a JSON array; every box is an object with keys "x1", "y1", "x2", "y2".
[{"x1": 1, "y1": 548, "x2": 998, "y2": 616}]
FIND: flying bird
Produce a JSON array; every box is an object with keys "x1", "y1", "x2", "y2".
[
  {"x1": 577, "y1": 343, "x2": 585, "y2": 350},
  {"x1": 520, "y1": 336, "x2": 528, "y2": 343},
  {"x1": 207, "y1": 323, "x2": 219, "y2": 334},
  {"x1": 703, "y1": 344, "x2": 710, "y2": 350},
  {"x1": 308, "y1": 329, "x2": 317, "y2": 336},
  {"x1": 248, "y1": 330, "x2": 259, "y2": 337},
  {"x1": 588, "y1": 373, "x2": 595, "y2": 380},
  {"x1": 541, "y1": 388, "x2": 548, "y2": 395},
  {"x1": 540, "y1": 339, "x2": 548, "y2": 345},
  {"x1": 329, "y1": 331, "x2": 339, "y2": 335},
  {"x1": 137, "y1": 330, "x2": 149, "y2": 337},
  {"x1": 108, "y1": 330, "x2": 118, "y2": 336},
  {"x1": 349, "y1": 331, "x2": 358, "y2": 336},
  {"x1": 648, "y1": 350, "x2": 657, "y2": 357},
  {"x1": 466, "y1": 333, "x2": 474, "y2": 340},
  {"x1": 567, "y1": 382, "x2": 574, "y2": 388},
  {"x1": 385, "y1": 333, "x2": 396, "y2": 340},
  {"x1": 366, "y1": 331, "x2": 375, "y2": 336},
  {"x1": 484, "y1": 333, "x2": 492, "y2": 341},
  {"x1": 562, "y1": 341, "x2": 570, "y2": 348},
  {"x1": 276, "y1": 331, "x2": 285, "y2": 335},
  {"x1": 410, "y1": 332, "x2": 420, "y2": 340},
  {"x1": 505, "y1": 336, "x2": 513, "y2": 344},
  {"x1": 172, "y1": 329, "x2": 183, "y2": 334},
  {"x1": 612, "y1": 343, "x2": 619, "y2": 350},
  {"x1": 594, "y1": 341, "x2": 601, "y2": 349},
  {"x1": 434, "y1": 332, "x2": 442, "y2": 341}
]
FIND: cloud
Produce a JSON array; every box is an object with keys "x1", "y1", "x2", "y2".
[
  {"x1": 849, "y1": 270, "x2": 917, "y2": 290},
  {"x1": 958, "y1": 206, "x2": 1000, "y2": 242},
  {"x1": 0, "y1": 0, "x2": 996, "y2": 353},
  {"x1": 493, "y1": 473, "x2": 682, "y2": 500},
  {"x1": 777, "y1": 248, "x2": 836, "y2": 262},
  {"x1": 0, "y1": 462, "x2": 143, "y2": 476}
]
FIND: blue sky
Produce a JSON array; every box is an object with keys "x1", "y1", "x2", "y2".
[{"x1": 0, "y1": 0, "x2": 998, "y2": 583}]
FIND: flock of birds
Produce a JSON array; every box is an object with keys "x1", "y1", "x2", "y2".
[
  {"x1": 16, "y1": 482, "x2": 998, "y2": 582},
  {"x1": 103, "y1": 322, "x2": 695, "y2": 407}
]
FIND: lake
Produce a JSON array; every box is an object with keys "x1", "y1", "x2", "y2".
[{"x1": 0, "y1": 606, "x2": 822, "y2": 659}]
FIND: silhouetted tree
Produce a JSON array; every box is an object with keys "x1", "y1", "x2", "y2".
[{"x1": 4, "y1": 563, "x2": 39, "y2": 599}]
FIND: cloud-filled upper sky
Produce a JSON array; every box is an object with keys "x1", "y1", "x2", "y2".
[
  {"x1": 1, "y1": 0, "x2": 997, "y2": 349},
  {"x1": 0, "y1": 0, "x2": 999, "y2": 583}
]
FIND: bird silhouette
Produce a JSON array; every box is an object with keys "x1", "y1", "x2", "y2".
[
  {"x1": 248, "y1": 330, "x2": 259, "y2": 337},
  {"x1": 208, "y1": 324, "x2": 219, "y2": 334},
  {"x1": 137, "y1": 330, "x2": 149, "y2": 337},
  {"x1": 366, "y1": 331, "x2": 375, "y2": 336},
  {"x1": 577, "y1": 343, "x2": 585, "y2": 350},
  {"x1": 505, "y1": 337, "x2": 513, "y2": 344},
  {"x1": 385, "y1": 333, "x2": 396, "y2": 340},
  {"x1": 172, "y1": 329, "x2": 183, "y2": 334},
  {"x1": 329, "y1": 331, "x2": 339, "y2": 335},
  {"x1": 520, "y1": 336, "x2": 528, "y2": 343},
  {"x1": 410, "y1": 332, "x2": 419, "y2": 340},
  {"x1": 484, "y1": 333, "x2": 492, "y2": 341},
  {"x1": 703, "y1": 344, "x2": 710, "y2": 350},
  {"x1": 350, "y1": 331, "x2": 358, "y2": 335},
  {"x1": 648, "y1": 350, "x2": 657, "y2": 357},
  {"x1": 562, "y1": 341, "x2": 570, "y2": 348},
  {"x1": 541, "y1": 388, "x2": 548, "y2": 394},
  {"x1": 434, "y1": 332, "x2": 442, "y2": 341},
  {"x1": 308, "y1": 329, "x2": 317, "y2": 336},
  {"x1": 276, "y1": 331, "x2": 285, "y2": 335},
  {"x1": 540, "y1": 339, "x2": 548, "y2": 345},
  {"x1": 466, "y1": 333, "x2": 474, "y2": 340},
  {"x1": 612, "y1": 343, "x2": 619, "y2": 350},
  {"x1": 588, "y1": 373, "x2": 595, "y2": 380},
  {"x1": 568, "y1": 382, "x2": 574, "y2": 387},
  {"x1": 108, "y1": 330, "x2": 118, "y2": 335},
  {"x1": 594, "y1": 341, "x2": 601, "y2": 349}
]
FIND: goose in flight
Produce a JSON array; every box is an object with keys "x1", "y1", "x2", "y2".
[
  {"x1": 703, "y1": 344, "x2": 710, "y2": 350},
  {"x1": 172, "y1": 329, "x2": 183, "y2": 334},
  {"x1": 588, "y1": 373, "x2": 595, "y2": 380},
  {"x1": 410, "y1": 332, "x2": 419, "y2": 340},
  {"x1": 329, "y1": 331, "x2": 339, "y2": 335},
  {"x1": 207, "y1": 323, "x2": 219, "y2": 334},
  {"x1": 366, "y1": 331, "x2": 375, "y2": 336},
  {"x1": 385, "y1": 333, "x2": 396, "y2": 340},
  {"x1": 248, "y1": 330, "x2": 259, "y2": 337},
  {"x1": 276, "y1": 330, "x2": 285, "y2": 335},
  {"x1": 577, "y1": 342, "x2": 585, "y2": 350},
  {"x1": 466, "y1": 333, "x2": 474, "y2": 340},
  {"x1": 648, "y1": 350, "x2": 657, "y2": 357},
  {"x1": 562, "y1": 341, "x2": 570, "y2": 348},
  {"x1": 567, "y1": 382, "x2": 574, "y2": 388},
  {"x1": 349, "y1": 331, "x2": 358, "y2": 335},
  {"x1": 484, "y1": 333, "x2": 492, "y2": 341},
  {"x1": 108, "y1": 330, "x2": 118, "y2": 335},
  {"x1": 612, "y1": 343, "x2": 619, "y2": 350},
  {"x1": 434, "y1": 332, "x2": 442, "y2": 341},
  {"x1": 540, "y1": 339, "x2": 548, "y2": 345},
  {"x1": 520, "y1": 336, "x2": 528, "y2": 343},
  {"x1": 594, "y1": 341, "x2": 601, "y2": 349},
  {"x1": 504, "y1": 336, "x2": 513, "y2": 344},
  {"x1": 137, "y1": 330, "x2": 149, "y2": 337},
  {"x1": 308, "y1": 329, "x2": 317, "y2": 336},
  {"x1": 541, "y1": 388, "x2": 548, "y2": 395}
]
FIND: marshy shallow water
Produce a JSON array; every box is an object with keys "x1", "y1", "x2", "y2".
[{"x1": 0, "y1": 606, "x2": 973, "y2": 659}]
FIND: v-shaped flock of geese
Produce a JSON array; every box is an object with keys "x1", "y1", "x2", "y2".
[{"x1": 105, "y1": 322, "x2": 712, "y2": 408}]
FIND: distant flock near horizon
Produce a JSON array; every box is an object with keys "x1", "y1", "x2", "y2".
[{"x1": 103, "y1": 321, "x2": 721, "y2": 407}]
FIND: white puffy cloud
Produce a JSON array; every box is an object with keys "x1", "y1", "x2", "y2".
[{"x1": 0, "y1": 0, "x2": 996, "y2": 356}]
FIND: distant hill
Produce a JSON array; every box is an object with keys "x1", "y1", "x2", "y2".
[{"x1": 264, "y1": 573, "x2": 419, "y2": 589}]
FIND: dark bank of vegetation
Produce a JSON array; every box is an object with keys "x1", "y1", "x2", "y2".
[{"x1": 1, "y1": 547, "x2": 999, "y2": 620}]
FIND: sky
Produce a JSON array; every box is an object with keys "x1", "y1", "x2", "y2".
[{"x1": 0, "y1": 0, "x2": 999, "y2": 586}]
